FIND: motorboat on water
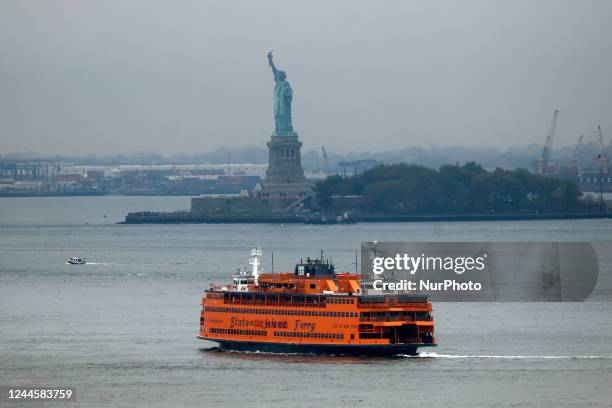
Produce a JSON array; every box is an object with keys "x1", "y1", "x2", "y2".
[{"x1": 68, "y1": 256, "x2": 86, "y2": 265}]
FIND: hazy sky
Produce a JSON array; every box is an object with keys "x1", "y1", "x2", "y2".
[{"x1": 1, "y1": 0, "x2": 611, "y2": 155}]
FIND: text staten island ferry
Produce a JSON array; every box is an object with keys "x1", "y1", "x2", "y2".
[{"x1": 198, "y1": 247, "x2": 436, "y2": 356}]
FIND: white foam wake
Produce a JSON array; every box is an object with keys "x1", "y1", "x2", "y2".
[{"x1": 410, "y1": 352, "x2": 612, "y2": 359}]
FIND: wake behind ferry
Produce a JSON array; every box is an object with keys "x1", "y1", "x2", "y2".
[{"x1": 198, "y1": 247, "x2": 436, "y2": 356}]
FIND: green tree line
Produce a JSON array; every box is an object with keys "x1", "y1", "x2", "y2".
[{"x1": 315, "y1": 162, "x2": 600, "y2": 214}]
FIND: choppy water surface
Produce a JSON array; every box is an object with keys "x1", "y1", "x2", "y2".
[{"x1": 1, "y1": 196, "x2": 612, "y2": 407}]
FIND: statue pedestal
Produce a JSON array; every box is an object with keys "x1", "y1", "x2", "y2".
[{"x1": 259, "y1": 133, "x2": 313, "y2": 200}]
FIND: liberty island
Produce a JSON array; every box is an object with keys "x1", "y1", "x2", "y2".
[
  {"x1": 123, "y1": 54, "x2": 608, "y2": 224},
  {"x1": 141, "y1": 52, "x2": 316, "y2": 222}
]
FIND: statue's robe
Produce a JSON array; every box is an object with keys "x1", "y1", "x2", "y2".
[{"x1": 273, "y1": 75, "x2": 293, "y2": 134}]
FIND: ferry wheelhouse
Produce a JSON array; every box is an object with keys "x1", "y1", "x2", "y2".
[{"x1": 198, "y1": 247, "x2": 436, "y2": 355}]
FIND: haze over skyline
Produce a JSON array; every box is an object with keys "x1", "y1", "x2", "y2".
[{"x1": 1, "y1": 0, "x2": 611, "y2": 156}]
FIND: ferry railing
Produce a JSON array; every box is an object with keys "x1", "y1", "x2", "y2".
[
  {"x1": 221, "y1": 298, "x2": 326, "y2": 308},
  {"x1": 357, "y1": 301, "x2": 431, "y2": 309},
  {"x1": 359, "y1": 315, "x2": 433, "y2": 322},
  {"x1": 356, "y1": 333, "x2": 423, "y2": 343},
  {"x1": 360, "y1": 315, "x2": 414, "y2": 322},
  {"x1": 358, "y1": 334, "x2": 434, "y2": 344}
]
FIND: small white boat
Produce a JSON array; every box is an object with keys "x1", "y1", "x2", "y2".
[{"x1": 68, "y1": 256, "x2": 86, "y2": 265}]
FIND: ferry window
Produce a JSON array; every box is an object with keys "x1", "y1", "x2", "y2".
[
  {"x1": 350, "y1": 334, "x2": 355, "y2": 340},
  {"x1": 310, "y1": 284, "x2": 316, "y2": 289}
]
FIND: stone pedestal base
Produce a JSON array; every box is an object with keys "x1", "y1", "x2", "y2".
[
  {"x1": 265, "y1": 135, "x2": 306, "y2": 183},
  {"x1": 259, "y1": 133, "x2": 313, "y2": 200}
]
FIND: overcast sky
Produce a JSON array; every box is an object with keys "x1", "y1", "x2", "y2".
[{"x1": 1, "y1": 0, "x2": 611, "y2": 155}]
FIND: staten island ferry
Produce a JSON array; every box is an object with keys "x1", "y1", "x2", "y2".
[{"x1": 198, "y1": 247, "x2": 436, "y2": 356}]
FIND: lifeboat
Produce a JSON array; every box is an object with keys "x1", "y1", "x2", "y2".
[{"x1": 198, "y1": 246, "x2": 436, "y2": 356}]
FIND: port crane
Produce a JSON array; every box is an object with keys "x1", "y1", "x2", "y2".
[
  {"x1": 594, "y1": 125, "x2": 609, "y2": 211},
  {"x1": 597, "y1": 125, "x2": 608, "y2": 175},
  {"x1": 570, "y1": 134, "x2": 583, "y2": 171},
  {"x1": 321, "y1": 146, "x2": 330, "y2": 177},
  {"x1": 538, "y1": 110, "x2": 559, "y2": 175}
]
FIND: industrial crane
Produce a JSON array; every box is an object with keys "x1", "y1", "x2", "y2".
[
  {"x1": 570, "y1": 134, "x2": 583, "y2": 171},
  {"x1": 321, "y1": 146, "x2": 330, "y2": 177},
  {"x1": 597, "y1": 125, "x2": 608, "y2": 175},
  {"x1": 539, "y1": 110, "x2": 559, "y2": 175},
  {"x1": 594, "y1": 125, "x2": 609, "y2": 211}
]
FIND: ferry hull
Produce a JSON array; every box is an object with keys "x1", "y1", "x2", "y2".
[{"x1": 199, "y1": 337, "x2": 435, "y2": 356}]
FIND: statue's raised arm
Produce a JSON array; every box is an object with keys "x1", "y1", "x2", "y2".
[{"x1": 267, "y1": 51, "x2": 278, "y2": 78}]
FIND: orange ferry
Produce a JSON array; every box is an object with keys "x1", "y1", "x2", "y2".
[{"x1": 198, "y1": 247, "x2": 436, "y2": 355}]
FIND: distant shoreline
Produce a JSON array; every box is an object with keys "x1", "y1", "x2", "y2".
[
  {"x1": 121, "y1": 211, "x2": 611, "y2": 224},
  {"x1": 0, "y1": 192, "x2": 205, "y2": 198}
]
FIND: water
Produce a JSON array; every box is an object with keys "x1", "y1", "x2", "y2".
[{"x1": 1, "y1": 196, "x2": 612, "y2": 407}]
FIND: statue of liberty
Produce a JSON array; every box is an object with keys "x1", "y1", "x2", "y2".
[{"x1": 267, "y1": 51, "x2": 294, "y2": 135}]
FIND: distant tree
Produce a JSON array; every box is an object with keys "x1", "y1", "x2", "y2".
[{"x1": 314, "y1": 162, "x2": 591, "y2": 214}]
